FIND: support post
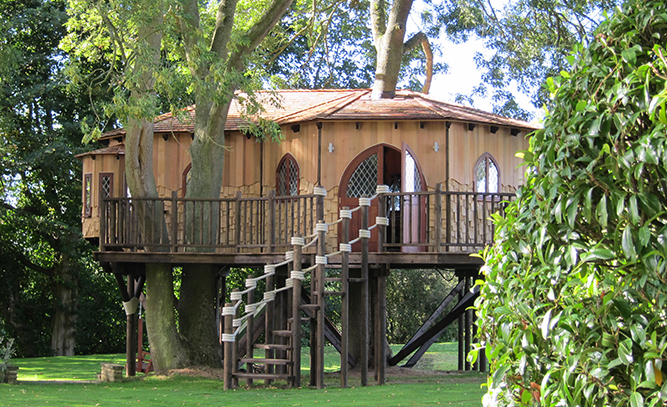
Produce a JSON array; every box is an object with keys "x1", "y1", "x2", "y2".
[
  {"x1": 434, "y1": 183, "x2": 442, "y2": 252},
  {"x1": 316, "y1": 221, "x2": 326, "y2": 389},
  {"x1": 268, "y1": 190, "x2": 276, "y2": 253},
  {"x1": 232, "y1": 290, "x2": 240, "y2": 388},
  {"x1": 99, "y1": 194, "x2": 106, "y2": 251},
  {"x1": 464, "y1": 275, "x2": 472, "y2": 371},
  {"x1": 360, "y1": 197, "x2": 370, "y2": 386},
  {"x1": 126, "y1": 275, "x2": 137, "y2": 377},
  {"x1": 292, "y1": 235, "x2": 303, "y2": 388},
  {"x1": 266, "y1": 273, "x2": 275, "y2": 384},
  {"x1": 171, "y1": 191, "x2": 178, "y2": 252},
  {"x1": 235, "y1": 191, "x2": 242, "y2": 252},
  {"x1": 458, "y1": 274, "x2": 465, "y2": 371},
  {"x1": 340, "y1": 207, "x2": 350, "y2": 388},
  {"x1": 378, "y1": 188, "x2": 387, "y2": 252},
  {"x1": 246, "y1": 274, "x2": 254, "y2": 387},
  {"x1": 223, "y1": 302, "x2": 233, "y2": 390},
  {"x1": 376, "y1": 266, "x2": 387, "y2": 385}
]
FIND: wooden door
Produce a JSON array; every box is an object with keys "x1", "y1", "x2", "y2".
[{"x1": 339, "y1": 144, "x2": 401, "y2": 251}]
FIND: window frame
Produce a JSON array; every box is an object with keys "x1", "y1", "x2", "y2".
[
  {"x1": 99, "y1": 172, "x2": 115, "y2": 200},
  {"x1": 276, "y1": 153, "x2": 300, "y2": 196},
  {"x1": 473, "y1": 153, "x2": 500, "y2": 196},
  {"x1": 83, "y1": 173, "x2": 92, "y2": 217}
]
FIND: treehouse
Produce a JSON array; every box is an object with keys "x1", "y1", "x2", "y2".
[{"x1": 77, "y1": 89, "x2": 537, "y2": 387}]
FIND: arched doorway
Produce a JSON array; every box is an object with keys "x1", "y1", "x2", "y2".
[{"x1": 339, "y1": 143, "x2": 427, "y2": 251}]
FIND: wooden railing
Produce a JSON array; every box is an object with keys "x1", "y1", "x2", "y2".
[{"x1": 99, "y1": 185, "x2": 514, "y2": 254}]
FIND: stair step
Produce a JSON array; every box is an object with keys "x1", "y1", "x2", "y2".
[
  {"x1": 324, "y1": 291, "x2": 344, "y2": 296},
  {"x1": 272, "y1": 330, "x2": 292, "y2": 337},
  {"x1": 348, "y1": 277, "x2": 366, "y2": 283},
  {"x1": 255, "y1": 344, "x2": 292, "y2": 351},
  {"x1": 288, "y1": 317, "x2": 311, "y2": 324},
  {"x1": 233, "y1": 372, "x2": 292, "y2": 381},
  {"x1": 325, "y1": 277, "x2": 342, "y2": 282},
  {"x1": 240, "y1": 358, "x2": 292, "y2": 365},
  {"x1": 299, "y1": 304, "x2": 320, "y2": 310}
]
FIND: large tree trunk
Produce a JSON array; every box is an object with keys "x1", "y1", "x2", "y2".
[
  {"x1": 145, "y1": 263, "x2": 187, "y2": 372},
  {"x1": 370, "y1": 0, "x2": 414, "y2": 99},
  {"x1": 51, "y1": 256, "x2": 78, "y2": 356},
  {"x1": 179, "y1": 264, "x2": 222, "y2": 367}
]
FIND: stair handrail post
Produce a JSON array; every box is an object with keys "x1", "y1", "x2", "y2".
[
  {"x1": 234, "y1": 191, "x2": 242, "y2": 253},
  {"x1": 268, "y1": 190, "x2": 276, "y2": 253},
  {"x1": 246, "y1": 274, "x2": 254, "y2": 387},
  {"x1": 360, "y1": 194, "x2": 370, "y2": 386},
  {"x1": 291, "y1": 234, "x2": 303, "y2": 388},
  {"x1": 315, "y1": 220, "x2": 326, "y2": 389},
  {"x1": 434, "y1": 183, "x2": 442, "y2": 253},
  {"x1": 377, "y1": 185, "x2": 388, "y2": 252},
  {"x1": 223, "y1": 301, "x2": 234, "y2": 390},
  {"x1": 231, "y1": 289, "x2": 240, "y2": 387},
  {"x1": 340, "y1": 206, "x2": 351, "y2": 388}
]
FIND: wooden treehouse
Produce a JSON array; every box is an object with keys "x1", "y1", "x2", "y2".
[{"x1": 77, "y1": 89, "x2": 536, "y2": 387}]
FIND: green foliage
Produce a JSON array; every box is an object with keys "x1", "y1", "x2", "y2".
[
  {"x1": 477, "y1": 0, "x2": 667, "y2": 405},
  {"x1": 387, "y1": 269, "x2": 458, "y2": 344}
]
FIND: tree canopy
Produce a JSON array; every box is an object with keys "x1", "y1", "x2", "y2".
[{"x1": 477, "y1": 0, "x2": 667, "y2": 404}]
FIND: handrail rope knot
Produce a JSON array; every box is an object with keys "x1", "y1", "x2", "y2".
[
  {"x1": 285, "y1": 251, "x2": 294, "y2": 261},
  {"x1": 314, "y1": 222, "x2": 328, "y2": 233},
  {"x1": 359, "y1": 197, "x2": 371, "y2": 207},
  {"x1": 233, "y1": 318, "x2": 243, "y2": 328},
  {"x1": 230, "y1": 291, "x2": 243, "y2": 301},
  {"x1": 222, "y1": 306, "x2": 236, "y2": 316},
  {"x1": 313, "y1": 186, "x2": 327, "y2": 196},
  {"x1": 285, "y1": 279, "x2": 294, "y2": 288},
  {"x1": 221, "y1": 333, "x2": 236, "y2": 342},
  {"x1": 376, "y1": 185, "x2": 391, "y2": 194},
  {"x1": 245, "y1": 279, "x2": 257, "y2": 288},
  {"x1": 339, "y1": 209, "x2": 352, "y2": 219},
  {"x1": 245, "y1": 303, "x2": 257, "y2": 314},
  {"x1": 376, "y1": 216, "x2": 389, "y2": 226},
  {"x1": 264, "y1": 264, "x2": 276, "y2": 274},
  {"x1": 316, "y1": 255, "x2": 327, "y2": 265},
  {"x1": 291, "y1": 236, "x2": 305, "y2": 246},
  {"x1": 359, "y1": 229, "x2": 371, "y2": 239},
  {"x1": 263, "y1": 291, "x2": 276, "y2": 301},
  {"x1": 291, "y1": 270, "x2": 305, "y2": 280},
  {"x1": 339, "y1": 243, "x2": 352, "y2": 252}
]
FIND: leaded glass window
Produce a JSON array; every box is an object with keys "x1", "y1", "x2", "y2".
[
  {"x1": 83, "y1": 173, "x2": 92, "y2": 217},
  {"x1": 404, "y1": 151, "x2": 422, "y2": 192},
  {"x1": 347, "y1": 153, "x2": 378, "y2": 198},
  {"x1": 474, "y1": 154, "x2": 499, "y2": 193},
  {"x1": 99, "y1": 173, "x2": 114, "y2": 199},
  {"x1": 277, "y1": 154, "x2": 299, "y2": 196}
]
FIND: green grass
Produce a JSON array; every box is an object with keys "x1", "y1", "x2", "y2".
[{"x1": 1, "y1": 344, "x2": 487, "y2": 407}]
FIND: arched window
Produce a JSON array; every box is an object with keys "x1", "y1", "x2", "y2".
[
  {"x1": 276, "y1": 153, "x2": 299, "y2": 196},
  {"x1": 474, "y1": 153, "x2": 500, "y2": 193}
]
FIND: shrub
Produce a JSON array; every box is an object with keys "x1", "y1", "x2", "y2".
[{"x1": 477, "y1": 0, "x2": 667, "y2": 405}]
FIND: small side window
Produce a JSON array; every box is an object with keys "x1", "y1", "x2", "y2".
[
  {"x1": 99, "y1": 172, "x2": 114, "y2": 199},
  {"x1": 276, "y1": 154, "x2": 299, "y2": 196},
  {"x1": 474, "y1": 153, "x2": 500, "y2": 194},
  {"x1": 83, "y1": 173, "x2": 92, "y2": 217}
]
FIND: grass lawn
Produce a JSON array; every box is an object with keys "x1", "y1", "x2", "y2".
[{"x1": 1, "y1": 343, "x2": 488, "y2": 407}]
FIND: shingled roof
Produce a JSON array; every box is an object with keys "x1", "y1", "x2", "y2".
[{"x1": 98, "y1": 89, "x2": 538, "y2": 141}]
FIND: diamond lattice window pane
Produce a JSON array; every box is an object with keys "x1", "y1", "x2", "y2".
[
  {"x1": 475, "y1": 160, "x2": 487, "y2": 193},
  {"x1": 347, "y1": 154, "x2": 378, "y2": 198},
  {"x1": 488, "y1": 161, "x2": 499, "y2": 193},
  {"x1": 278, "y1": 162, "x2": 288, "y2": 196},
  {"x1": 101, "y1": 176, "x2": 112, "y2": 198},
  {"x1": 288, "y1": 159, "x2": 298, "y2": 195},
  {"x1": 405, "y1": 151, "x2": 421, "y2": 192}
]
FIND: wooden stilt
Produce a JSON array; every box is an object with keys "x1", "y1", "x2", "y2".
[
  {"x1": 377, "y1": 267, "x2": 387, "y2": 385},
  {"x1": 340, "y1": 207, "x2": 350, "y2": 388},
  {"x1": 457, "y1": 274, "x2": 465, "y2": 371},
  {"x1": 223, "y1": 302, "x2": 233, "y2": 390},
  {"x1": 232, "y1": 289, "x2": 239, "y2": 388},
  {"x1": 126, "y1": 275, "x2": 137, "y2": 377},
  {"x1": 316, "y1": 220, "x2": 326, "y2": 389},
  {"x1": 360, "y1": 198, "x2": 369, "y2": 386},
  {"x1": 246, "y1": 272, "x2": 254, "y2": 387},
  {"x1": 464, "y1": 275, "x2": 471, "y2": 371},
  {"x1": 266, "y1": 272, "x2": 275, "y2": 385},
  {"x1": 292, "y1": 235, "x2": 303, "y2": 388}
]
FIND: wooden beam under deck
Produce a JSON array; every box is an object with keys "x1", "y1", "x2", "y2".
[{"x1": 94, "y1": 251, "x2": 485, "y2": 271}]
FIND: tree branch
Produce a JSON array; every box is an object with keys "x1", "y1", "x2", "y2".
[
  {"x1": 403, "y1": 31, "x2": 433, "y2": 94},
  {"x1": 370, "y1": 0, "x2": 386, "y2": 44}
]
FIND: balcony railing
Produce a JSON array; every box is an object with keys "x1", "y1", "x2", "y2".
[{"x1": 99, "y1": 185, "x2": 515, "y2": 254}]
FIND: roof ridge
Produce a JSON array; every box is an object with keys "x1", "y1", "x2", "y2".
[{"x1": 273, "y1": 90, "x2": 368, "y2": 123}]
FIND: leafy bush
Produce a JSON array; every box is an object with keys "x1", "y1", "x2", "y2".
[{"x1": 477, "y1": 1, "x2": 667, "y2": 405}]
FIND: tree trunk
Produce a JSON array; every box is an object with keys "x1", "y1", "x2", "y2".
[
  {"x1": 145, "y1": 263, "x2": 187, "y2": 372},
  {"x1": 179, "y1": 264, "x2": 222, "y2": 367},
  {"x1": 51, "y1": 258, "x2": 78, "y2": 356},
  {"x1": 371, "y1": 0, "x2": 414, "y2": 99}
]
